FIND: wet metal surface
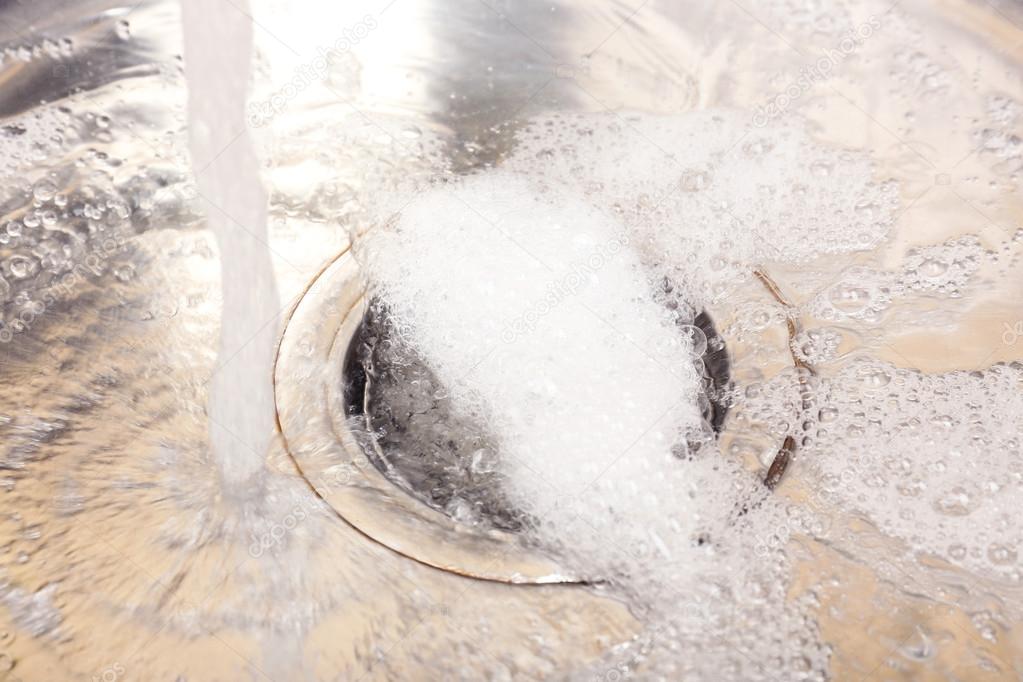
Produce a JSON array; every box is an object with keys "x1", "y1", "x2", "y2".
[{"x1": 0, "y1": 0, "x2": 1022, "y2": 679}]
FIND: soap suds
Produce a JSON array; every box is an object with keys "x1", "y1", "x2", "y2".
[{"x1": 355, "y1": 110, "x2": 903, "y2": 679}]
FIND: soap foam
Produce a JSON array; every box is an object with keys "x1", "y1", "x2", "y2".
[
  {"x1": 354, "y1": 109, "x2": 905, "y2": 679},
  {"x1": 358, "y1": 168, "x2": 831, "y2": 680},
  {"x1": 503, "y1": 110, "x2": 899, "y2": 309},
  {"x1": 360, "y1": 173, "x2": 705, "y2": 516}
]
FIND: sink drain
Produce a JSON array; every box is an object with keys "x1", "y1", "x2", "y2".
[
  {"x1": 344, "y1": 297, "x2": 733, "y2": 534},
  {"x1": 275, "y1": 248, "x2": 752, "y2": 583},
  {"x1": 274, "y1": 248, "x2": 584, "y2": 583},
  {"x1": 344, "y1": 300, "x2": 524, "y2": 533}
]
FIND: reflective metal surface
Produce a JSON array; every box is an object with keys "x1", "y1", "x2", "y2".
[{"x1": 1, "y1": 0, "x2": 1022, "y2": 679}]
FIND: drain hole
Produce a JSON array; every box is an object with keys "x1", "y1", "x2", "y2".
[
  {"x1": 343, "y1": 302, "x2": 524, "y2": 531},
  {"x1": 343, "y1": 296, "x2": 731, "y2": 532}
]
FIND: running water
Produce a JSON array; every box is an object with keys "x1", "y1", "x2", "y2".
[
  {"x1": 180, "y1": 0, "x2": 279, "y2": 490},
  {"x1": 0, "y1": 0, "x2": 1013, "y2": 677}
]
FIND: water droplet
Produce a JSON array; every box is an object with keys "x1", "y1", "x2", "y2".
[
  {"x1": 679, "y1": 168, "x2": 712, "y2": 192},
  {"x1": 987, "y1": 543, "x2": 1017, "y2": 565},
  {"x1": 32, "y1": 180, "x2": 56, "y2": 202},
  {"x1": 828, "y1": 283, "x2": 871, "y2": 313},
  {"x1": 933, "y1": 486, "x2": 977, "y2": 516}
]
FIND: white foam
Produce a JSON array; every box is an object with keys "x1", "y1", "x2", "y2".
[
  {"x1": 504, "y1": 110, "x2": 898, "y2": 309},
  {"x1": 356, "y1": 110, "x2": 897, "y2": 678},
  {"x1": 359, "y1": 173, "x2": 705, "y2": 517}
]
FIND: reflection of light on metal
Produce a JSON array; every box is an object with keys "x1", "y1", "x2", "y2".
[{"x1": 273, "y1": 246, "x2": 587, "y2": 584}]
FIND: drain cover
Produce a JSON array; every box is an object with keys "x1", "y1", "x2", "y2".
[
  {"x1": 275, "y1": 248, "x2": 735, "y2": 583},
  {"x1": 345, "y1": 301, "x2": 524, "y2": 533},
  {"x1": 344, "y1": 296, "x2": 732, "y2": 534},
  {"x1": 274, "y1": 249, "x2": 584, "y2": 583}
]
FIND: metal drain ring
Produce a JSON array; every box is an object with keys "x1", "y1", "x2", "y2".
[
  {"x1": 350, "y1": 298, "x2": 734, "y2": 530},
  {"x1": 273, "y1": 247, "x2": 584, "y2": 584},
  {"x1": 272, "y1": 249, "x2": 798, "y2": 583}
]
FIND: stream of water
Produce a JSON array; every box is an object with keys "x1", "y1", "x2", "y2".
[{"x1": 181, "y1": 0, "x2": 280, "y2": 490}]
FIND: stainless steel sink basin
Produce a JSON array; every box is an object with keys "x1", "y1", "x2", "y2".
[{"x1": 1, "y1": 0, "x2": 1021, "y2": 679}]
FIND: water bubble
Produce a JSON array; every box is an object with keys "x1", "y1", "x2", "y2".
[
  {"x1": 810, "y1": 160, "x2": 833, "y2": 176},
  {"x1": 854, "y1": 201, "x2": 879, "y2": 220},
  {"x1": 32, "y1": 180, "x2": 57, "y2": 202},
  {"x1": 819, "y1": 407, "x2": 838, "y2": 422},
  {"x1": 5, "y1": 255, "x2": 39, "y2": 280},
  {"x1": 859, "y1": 368, "x2": 891, "y2": 388},
  {"x1": 743, "y1": 138, "x2": 774, "y2": 157},
  {"x1": 898, "y1": 628, "x2": 934, "y2": 661},
  {"x1": 948, "y1": 544, "x2": 968, "y2": 561},
  {"x1": 987, "y1": 543, "x2": 1017, "y2": 565},
  {"x1": 678, "y1": 324, "x2": 708, "y2": 356},
  {"x1": 932, "y1": 486, "x2": 977, "y2": 516},
  {"x1": 919, "y1": 257, "x2": 948, "y2": 277},
  {"x1": 469, "y1": 448, "x2": 498, "y2": 475},
  {"x1": 679, "y1": 168, "x2": 712, "y2": 192},
  {"x1": 113, "y1": 263, "x2": 136, "y2": 282},
  {"x1": 828, "y1": 283, "x2": 871, "y2": 313}
]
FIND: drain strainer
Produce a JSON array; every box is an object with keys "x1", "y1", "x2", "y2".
[
  {"x1": 347, "y1": 298, "x2": 733, "y2": 535},
  {"x1": 274, "y1": 248, "x2": 579, "y2": 583},
  {"x1": 275, "y1": 247, "x2": 735, "y2": 583}
]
